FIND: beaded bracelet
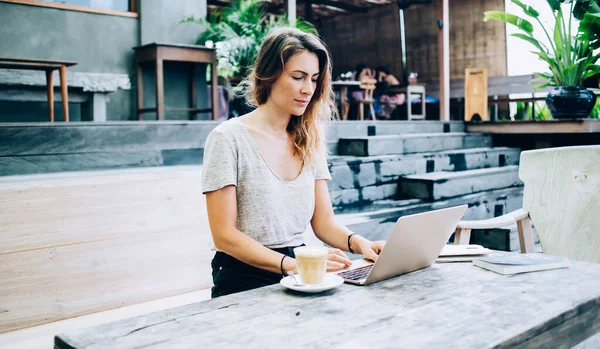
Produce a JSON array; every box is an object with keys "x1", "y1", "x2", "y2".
[{"x1": 348, "y1": 233, "x2": 357, "y2": 254}]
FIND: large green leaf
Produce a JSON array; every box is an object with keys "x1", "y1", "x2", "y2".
[
  {"x1": 483, "y1": 11, "x2": 534, "y2": 33},
  {"x1": 579, "y1": 12, "x2": 600, "y2": 45},
  {"x1": 574, "y1": 0, "x2": 600, "y2": 19},
  {"x1": 511, "y1": 0, "x2": 540, "y2": 18},
  {"x1": 511, "y1": 33, "x2": 545, "y2": 51},
  {"x1": 547, "y1": 0, "x2": 563, "y2": 11}
]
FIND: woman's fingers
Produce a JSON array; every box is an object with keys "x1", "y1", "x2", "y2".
[
  {"x1": 328, "y1": 248, "x2": 352, "y2": 267},
  {"x1": 362, "y1": 241, "x2": 386, "y2": 262},
  {"x1": 327, "y1": 260, "x2": 346, "y2": 271},
  {"x1": 363, "y1": 247, "x2": 379, "y2": 262}
]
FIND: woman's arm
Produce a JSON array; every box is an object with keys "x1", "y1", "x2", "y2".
[
  {"x1": 311, "y1": 180, "x2": 386, "y2": 264},
  {"x1": 206, "y1": 185, "x2": 292, "y2": 274}
]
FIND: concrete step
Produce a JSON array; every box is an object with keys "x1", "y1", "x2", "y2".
[
  {"x1": 0, "y1": 149, "x2": 203, "y2": 177},
  {"x1": 337, "y1": 133, "x2": 492, "y2": 157},
  {"x1": 398, "y1": 165, "x2": 522, "y2": 201},
  {"x1": 335, "y1": 187, "x2": 524, "y2": 251},
  {"x1": 327, "y1": 121, "x2": 465, "y2": 140},
  {"x1": 328, "y1": 147, "x2": 521, "y2": 191}
]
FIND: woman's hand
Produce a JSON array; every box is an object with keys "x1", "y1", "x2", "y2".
[
  {"x1": 326, "y1": 248, "x2": 352, "y2": 271},
  {"x1": 352, "y1": 235, "x2": 386, "y2": 262}
]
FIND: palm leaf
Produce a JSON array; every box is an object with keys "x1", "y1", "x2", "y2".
[
  {"x1": 511, "y1": 33, "x2": 546, "y2": 51},
  {"x1": 511, "y1": 0, "x2": 540, "y2": 18},
  {"x1": 483, "y1": 11, "x2": 534, "y2": 33}
]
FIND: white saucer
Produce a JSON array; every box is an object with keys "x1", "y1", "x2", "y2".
[{"x1": 280, "y1": 274, "x2": 344, "y2": 293}]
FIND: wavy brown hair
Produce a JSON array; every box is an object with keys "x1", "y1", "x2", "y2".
[{"x1": 241, "y1": 27, "x2": 336, "y2": 166}]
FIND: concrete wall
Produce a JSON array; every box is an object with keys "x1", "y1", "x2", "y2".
[
  {"x1": 0, "y1": 2, "x2": 138, "y2": 121},
  {"x1": 140, "y1": 0, "x2": 207, "y2": 45},
  {"x1": 0, "y1": 0, "x2": 211, "y2": 122},
  {"x1": 403, "y1": 0, "x2": 507, "y2": 82}
]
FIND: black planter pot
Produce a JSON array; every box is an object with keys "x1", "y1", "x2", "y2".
[{"x1": 546, "y1": 86, "x2": 597, "y2": 119}]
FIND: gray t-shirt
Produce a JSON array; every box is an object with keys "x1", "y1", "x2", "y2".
[{"x1": 202, "y1": 118, "x2": 331, "y2": 248}]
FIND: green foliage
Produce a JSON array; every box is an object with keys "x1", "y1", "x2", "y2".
[
  {"x1": 590, "y1": 98, "x2": 600, "y2": 118},
  {"x1": 180, "y1": 0, "x2": 317, "y2": 79},
  {"x1": 512, "y1": 101, "x2": 553, "y2": 120},
  {"x1": 484, "y1": 0, "x2": 600, "y2": 88}
]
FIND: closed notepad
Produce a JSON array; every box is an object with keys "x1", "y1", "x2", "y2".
[{"x1": 473, "y1": 253, "x2": 569, "y2": 275}]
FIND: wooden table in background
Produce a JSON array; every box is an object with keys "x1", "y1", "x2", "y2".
[
  {"x1": 0, "y1": 57, "x2": 76, "y2": 122},
  {"x1": 55, "y1": 261, "x2": 600, "y2": 348},
  {"x1": 332, "y1": 80, "x2": 360, "y2": 120},
  {"x1": 133, "y1": 43, "x2": 218, "y2": 121}
]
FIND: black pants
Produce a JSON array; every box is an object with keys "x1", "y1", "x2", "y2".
[{"x1": 211, "y1": 246, "x2": 301, "y2": 298}]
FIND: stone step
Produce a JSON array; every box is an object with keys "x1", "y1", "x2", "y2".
[
  {"x1": 328, "y1": 147, "x2": 521, "y2": 191},
  {"x1": 327, "y1": 121, "x2": 465, "y2": 140},
  {"x1": 335, "y1": 187, "x2": 524, "y2": 250},
  {"x1": 337, "y1": 133, "x2": 492, "y2": 157},
  {"x1": 398, "y1": 165, "x2": 522, "y2": 201},
  {"x1": 0, "y1": 149, "x2": 203, "y2": 176},
  {"x1": 0, "y1": 121, "x2": 218, "y2": 157}
]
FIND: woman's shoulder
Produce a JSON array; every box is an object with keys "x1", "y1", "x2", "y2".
[{"x1": 209, "y1": 118, "x2": 246, "y2": 140}]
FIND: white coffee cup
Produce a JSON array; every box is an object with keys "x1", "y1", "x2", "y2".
[{"x1": 294, "y1": 246, "x2": 328, "y2": 285}]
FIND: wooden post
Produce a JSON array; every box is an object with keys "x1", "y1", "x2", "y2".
[
  {"x1": 454, "y1": 228, "x2": 471, "y2": 245},
  {"x1": 517, "y1": 217, "x2": 536, "y2": 253},
  {"x1": 136, "y1": 62, "x2": 144, "y2": 120},
  {"x1": 190, "y1": 64, "x2": 197, "y2": 121},
  {"x1": 211, "y1": 58, "x2": 218, "y2": 121},
  {"x1": 437, "y1": 0, "x2": 450, "y2": 121},
  {"x1": 155, "y1": 58, "x2": 165, "y2": 121},
  {"x1": 59, "y1": 65, "x2": 69, "y2": 122},
  {"x1": 45, "y1": 70, "x2": 54, "y2": 123},
  {"x1": 285, "y1": 0, "x2": 296, "y2": 23}
]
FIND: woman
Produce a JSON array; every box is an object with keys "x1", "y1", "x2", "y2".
[
  {"x1": 202, "y1": 28, "x2": 386, "y2": 298},
  {"x1": 375, "y1": 66, "x2": 405, "y2": 119}
]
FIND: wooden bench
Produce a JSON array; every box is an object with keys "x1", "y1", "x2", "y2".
[
  {"x1": 0, "y1": 166, "x2": 214, "y2": 346},
  {"x1": 0, "y1": 57, "x2": 76, "y2": 122},
  {"x1": 0, "y1": 69, "x2": 131, "y2": 122}
]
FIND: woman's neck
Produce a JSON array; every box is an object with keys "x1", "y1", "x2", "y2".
[{"x1": 253, "y1": 102, "x2": 292, "y2": 136}]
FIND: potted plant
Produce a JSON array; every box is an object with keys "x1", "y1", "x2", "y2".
[{"x1": 484, "y1": 0, "x2": 599, "y2": 119}]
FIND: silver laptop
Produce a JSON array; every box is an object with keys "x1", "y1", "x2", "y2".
[{"x1": 336, "y1": 205, "x2": 468, "y2": 285}]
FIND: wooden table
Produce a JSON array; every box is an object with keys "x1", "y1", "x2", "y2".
[
  {"x1": 332, "y1": 80, "x2": 360, "y2": 120},
  {"x1": 54, "y1": 261, "x2": 600, "y2": 348},
  {"x1": 0, "y1": 56, "x2": 76, "y2": 122},
  {"x1": 133, "y1": 43, "x2": 218, "y2": 121}
]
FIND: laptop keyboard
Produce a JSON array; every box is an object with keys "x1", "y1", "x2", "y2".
[{"x1": 336, "y1": 265, "x2": 373, "y2": 281}]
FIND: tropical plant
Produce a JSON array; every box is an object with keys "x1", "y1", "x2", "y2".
[
  {"x1": 180, "y1": 0, "x2": 317, "y2": 79},
  {"x1": 484, "y1": 0, "x2": 600, "y2": 89},
  {"x1": 511, "y1": 101, "x2": 552, "y2": 120},
  {"x1": 590, "y1": 98, "x2": 600, "y2": 118}
]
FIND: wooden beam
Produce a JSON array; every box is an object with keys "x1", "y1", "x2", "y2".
[
  {"x1": 310, "y1": 0, "x2": 367, "y2": 13},
  {"x1": 207, "y1": 0, "x2": 229, "y2": 7},
  {"x1": 0, "y1": 0, "x2": 138, "y2": 18},
  {"x1": 437, "y1": 0, "x2": 450, "y2": 121}
]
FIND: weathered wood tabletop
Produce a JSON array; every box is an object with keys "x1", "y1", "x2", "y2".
[{"x1": 55, "y1": 262, "x2": 600, "y2": 349}]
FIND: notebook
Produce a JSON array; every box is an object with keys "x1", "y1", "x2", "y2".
[
  {"x1": 436, "y1": 244, "x2": 492, "y2": 263},
  {"x1": 473, "y1": 253, "x2": 569, "y2": 275}
]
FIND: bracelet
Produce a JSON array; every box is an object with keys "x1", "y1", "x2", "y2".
[
  {"x1": 348, "y1": 233, "x2": 357, "y2": 254},
  {"x1": 280, "y1": 255, "x2": 288, "y2": 277}
]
